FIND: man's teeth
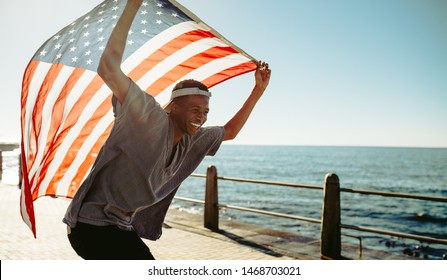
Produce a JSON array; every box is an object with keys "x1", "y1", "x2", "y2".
[{"x1": 191, "y1": 123, "x2": 201, "y2": 128}]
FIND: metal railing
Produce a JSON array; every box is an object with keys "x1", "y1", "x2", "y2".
[{"x1": 174, "y1": 165, "x2": 447, "y2": 260}]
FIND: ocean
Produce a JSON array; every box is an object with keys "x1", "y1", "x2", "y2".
[{"x1": 2, "y1": 145, "x2": 446, "y2": 259}]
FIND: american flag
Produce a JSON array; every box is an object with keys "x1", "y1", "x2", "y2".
[{"x1": 20, "y1": 0, "x2": 256, "y2": 237}]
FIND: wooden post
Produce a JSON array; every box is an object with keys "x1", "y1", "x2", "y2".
[
  {"x1": 321, "y1": 173, "x2": 341, "y2": 259},
  {"x1": 204, "y1": 165, "x2": 219, "y2": 231}
]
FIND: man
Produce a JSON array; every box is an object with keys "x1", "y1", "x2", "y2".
[{"x1": 63, "y1": 0, "x2": 271, "y2": 259}]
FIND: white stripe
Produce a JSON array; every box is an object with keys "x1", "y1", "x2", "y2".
[
  {"x1": 122, "y1": 21, "x2": 206, "y2": 74},
  {"x1": 155, "y1": 53, "x2": 252, "y2": 106},
  {"x1": 137, "y1": 37, "x2": 228, "y2": 91},
  {"x1": 26, "y1": 66, "x2": 75, "y2": 196}
]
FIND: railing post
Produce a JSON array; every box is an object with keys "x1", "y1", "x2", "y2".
[
  {"x1": 204, "y1": 165, "x2": 219, "y2": 231},
  {"x1": 321, "y1": 173, "x2": 341, "y2": 259}
]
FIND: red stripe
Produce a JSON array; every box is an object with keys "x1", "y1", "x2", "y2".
[
  {"x1": 147, "y1": 46, "x2": 239, "y2": 94},
  {"x1": 27, "y1": 64, "x2": 64, "y2": 187},
  {"x1": 67, "y1": 122, "x2": 113, "y2": 198},
  {"x1": 202, "y1": 60, "x2": 257, "y2": 88},
  {"x1": 33, "y1": 75, "x2": 106, "y2": 198},
  {"x1": 128, "y1": 30, "x2": 217, "y2": 93}
]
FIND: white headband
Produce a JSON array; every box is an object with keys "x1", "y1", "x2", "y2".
[{"x1": 170, "y1": 87, "x2": 211, "y2": 101}]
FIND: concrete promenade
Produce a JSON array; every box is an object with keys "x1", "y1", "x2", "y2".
[
  {"x1": 1, "y1": 181, "x2": 417, "y2": 260},
  {"x1": 0, "y1": 182, "x2": 302, "y2": 260}
]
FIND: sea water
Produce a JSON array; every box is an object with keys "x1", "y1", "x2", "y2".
[
  {"x1": 174, "y1": 145, "x2": 447, "y2": 259},
  {"x1": 3, "y1": 145, "x2": 446, "y2": 259}
]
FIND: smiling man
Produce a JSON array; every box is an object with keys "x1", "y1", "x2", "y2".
[{"x1": 63, "y1": 0, "x2": 271, "y2": 260}]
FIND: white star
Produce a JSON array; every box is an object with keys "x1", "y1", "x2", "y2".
[
  {"x1": 70, "y1": 46, "x2": 76, "y2": 52},
  {"x1": 128, "y1": 30, "x2": 133, "y2": 35},
  {"x1": 128, "y1": 39, "x2": 134, "y2": 45},
  {"x1": 99, "y1": 45, "x2": 105, "y2": 51},
  {"x1": 69, "y1": 38, "x2": 75, "y2": 43},
  {"x1": 85, "y1": 50, "x2": 92, "y2": 56},
  {"x1": 39, "y1": 50, "x2": 47, "y2": 56},
  {"x1": 83, "y1": 23, "x2": 89, "y2": 29},
  {"x1": 141, "y1": 29, "x2": 148, "y2": 34},
  {"x1": 172, "y1": 13, "x2": 178, "y2": 17},
  {"x1": 112, "y1": 15, "x2": 119, "y2": 20},
  {"x1": 142, "y1": 1, "x2": 148, "y2": 6},
  {"x1": 141, "y1": 19, "x2": 147, "y2": 25},
  {"x1": 87, "y1": 59, "x2": 93, "y2": 65},
  {"x1": 157, "y1": 11, "x2": 163, "y2": 16},
  {"x1": 54, "y1": 44, "x2": 62, "y2": 50},
  {"x1": 83, "y1": 32, "x2": 90, "y2": 37},
  {"x1": 98, "y1": 27, "x2": 104, "y2": 33},
  {"x1": 156, "y1": 20, "x2": 162, "y2": 25},
  {"x1": 157, "y1": 3, "x2": 163, "y2": 8},
  {"x1": 69, "y1": 29, "x2": 76, "y2": 34},
  {"x1": 112, "y1": 6, "x2": 119, "y2": 11},
  {"x1": 53, "y1": 35, "x2": 61, "y2": 40},
  {"x1": 56, "y1": 53, "x2": 62, "y2": 59},
  {"x1": 98, "y1": 18, "x2": 104, "y2": 23},
  {"x1": 98, "y1": 36, "x2": 105, "y2": 42},
  {"x1": 72, "y1": 56, "x2": 78, "y2": 62},
  {"x1": 141, "y1": 10, "x2": 147, "y2": 15},
  {"x1": 84, "y1": 41, "x2": 91, "y2": 47},
  {"x1": 98, "y1": 10, "x2": 104, "y2": 15}
]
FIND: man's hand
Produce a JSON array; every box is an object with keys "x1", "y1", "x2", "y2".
[{"x1": 254, "y1": 60, "x2": 271, "y2": 93}]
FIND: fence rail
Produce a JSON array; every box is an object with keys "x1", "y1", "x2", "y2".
[{"x1": 178, "y1": 166, "x2": 447, "y2": 259}]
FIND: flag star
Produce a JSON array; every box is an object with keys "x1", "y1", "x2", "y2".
[
  {"x1": 53, "y1": 35, "x2": 61, "y2": 40},
  {"x1": 141, "y1": 10, "x2": 148, "y2": 15},
  {"x1": 98, "y1": 10, "x2": 104, "y2": 15},
  {"x1": 83, "y1": 32, "x2": 90, "y2": 37},
  {"x1": 87, "y1": 59, "x2": 93, "y2": 65},
  {"x1": 141, "y1": 19, "x2": 147, "y2": 25},
  {"x1": 98, "y1": 27, "x2": 104, "y2": 33},
  {"x1": 39, "y1": 50, "x2": 47, "y2": 56},
  {"x1": 99, "y1": 45, "x2": 105, "y2": 51},
  {"x1": 84, "y1": 16, "x2": 91, "y2": 21},
  {"x1": 128, "y1": 30, "x2": 134, "y2": 35},
  {"x1": 56, "y1": 53, "x2": 62, "y2": 59},
  {"x1": 70, "y1": 46, "x2": 76, "y2": 52},
  {"x1": 72, "y1": 56, "x2": 78, "y2": 62},
  {"x1": 157, "y1": 11, "x2": 163, "y2": 16},
  {"x1": 69, "y1": 29, "x2": 76, "y2": 34},
  {"x1": 84, "y1": 41, "x2": 91, "y2": 47},
  {"x1": 128, "y1": 39, "x2": 134, "y2": 45},
  {"x1": 172, "y1": 13, "x2": 178, "y2": 17},
  {"x1": 142, "y1": 1, "x2": 148, "y2": 6},
  {"x1": 98, "y1": 18, "x2": 104, "y2": 23},
  {"x1": 112, "y1": 6, "x2": 119, "y2": 11},
  {"x1": 98, "y1": 36, "x2": 105, "y2": 42},
  {"x1": 55, "y1": 43, "x2": 62, "y2": 50},
  {"x1": 141, "y1": 29, "x2": 148, "y2": 34},
  {"x1": 112, "y1": 15, "x2": 119, "y2": 19},
  {"x1": 69, "y1": 38, "x2": 75, "y2": 43},
  {"x1": 156, "y1": 19, "x2": 162, "y2": 24},
  {"x1": 85, "y1": 50, "x2": 92, "y2": 56},
  {"x1": 157, "y1": 3, "x2": 163, "y2": 8}
]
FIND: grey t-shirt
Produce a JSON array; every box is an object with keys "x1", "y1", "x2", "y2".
[{"x1": 63, "y1": 79, "x2": 225, "y2": 240}]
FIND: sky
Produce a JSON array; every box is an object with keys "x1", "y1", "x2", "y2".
[{"x1": 0, "y1": 0, "x2": 446, "y2": 147}]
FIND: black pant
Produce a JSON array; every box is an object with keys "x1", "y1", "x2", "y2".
[{"x1": 67, "y1": 222, "x2": 155, "y2": 260}]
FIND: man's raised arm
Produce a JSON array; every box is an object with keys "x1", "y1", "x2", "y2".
[
  {"x1": 97, "y1": 0, "x2": 143, "y2": 104},
  {"x1": 223, "y1": 61, "x2": 271, "y2": 141}
]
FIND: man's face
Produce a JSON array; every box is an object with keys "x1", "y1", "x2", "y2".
[{"x1": 172, "y1": 95, "x2": 209, "y2": 136}]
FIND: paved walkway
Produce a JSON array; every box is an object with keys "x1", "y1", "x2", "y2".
[{"x1": 0, "y1": 182, "x2": 298, "y2": 260}]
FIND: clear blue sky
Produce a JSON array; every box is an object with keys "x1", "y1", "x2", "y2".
[{"x1": 1, "y1": 0, "x2": 446, "y2": 147}]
